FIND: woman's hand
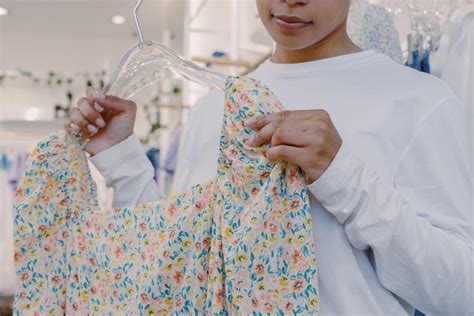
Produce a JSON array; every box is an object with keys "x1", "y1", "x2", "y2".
[
  {"x1": 64, "y1": 87, "x2": 137, "y2": 156},
  {"x1": 245, "y1": 109, "x2": 342, "y2": 184}
]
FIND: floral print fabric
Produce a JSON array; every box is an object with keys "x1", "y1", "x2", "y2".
[{"x1": 14, "y1": 77, "x2": 319, "y2": 315}]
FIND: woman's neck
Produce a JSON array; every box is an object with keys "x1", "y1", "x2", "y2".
[{"x1": 271, "y1": 21, "x2": 361, "y2": 64}]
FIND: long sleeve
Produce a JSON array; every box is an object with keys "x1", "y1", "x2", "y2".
[
  {"x1": 89, "y1": 134, "x2": 160, "y2": 208},
  {"x1": 308, "y1": 98, "x2": 473, "y2": 315}
]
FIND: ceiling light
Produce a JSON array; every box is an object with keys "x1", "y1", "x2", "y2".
[
  {"x1": 111, "y1": 15, "x2": 126, "y2": 25},
  {"x1": 0, "y1": 7, "x2": 9, "y2": 16}
]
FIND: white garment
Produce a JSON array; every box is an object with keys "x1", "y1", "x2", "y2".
[
  {"x1": 348, "y1": 0, "x2": 404, "y2": 64},
  {"x1": 431, "y1": 6, "x2": 474, "y2": 173},
  {"x1": 91, "y1": 51, "x2": 473, "y2": 315},
  {"x1": 0, "y1": 170, "x2": 15, "y2": 296}
]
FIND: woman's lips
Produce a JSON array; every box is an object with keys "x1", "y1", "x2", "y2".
[{"x1": 273, "y1": 14, "x2": 312, "y2": 31}]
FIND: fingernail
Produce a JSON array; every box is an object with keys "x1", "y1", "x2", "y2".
[
  {"x1": 92, "y1": 90, "x2": 106, "y2": 100},
  {"x1": 69, "y1": 123, "x2": 80, "y2": 131},
  {"x1": 94, "y1": 103, "x2": 104, "y2": 113},
  {"x1": 95, "y1": 117, "x2": 105, "y2": 128},
  {"x1": 245, "y1": 118, "x2": 257, "y2": 127},
  {"x1": 87, "y1": 124, "x2": 98, "y2": 134}
]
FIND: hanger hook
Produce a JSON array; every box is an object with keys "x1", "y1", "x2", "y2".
[{"x1": 134, "y1": 0, "x2": 145, "y2": 48}]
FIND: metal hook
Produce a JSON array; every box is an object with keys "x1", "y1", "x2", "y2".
[{"x1": 133, "y1": 0, "x2": 145, "y2": 48}]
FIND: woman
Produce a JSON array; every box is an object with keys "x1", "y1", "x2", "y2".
[{"x1": 65, "y1": 0, "x2": 472, "y2": 314}]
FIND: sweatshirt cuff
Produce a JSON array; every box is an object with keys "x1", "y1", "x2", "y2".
[
  {"x1": 307, "y1": 141, "x2": 362, "y2": 224},
  {"x1": 89, "y1": 134, "x2": 152, "y2": 186}
]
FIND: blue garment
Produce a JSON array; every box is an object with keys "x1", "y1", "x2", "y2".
[
  {"x1": 145, "y1": 148, "x2": 160, "y2": 182},
  {"x1": 163, "y1": 128, "x2": 181, "y2": 176}
]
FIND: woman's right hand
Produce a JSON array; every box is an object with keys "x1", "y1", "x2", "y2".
[{"x1": 64, "y1": 87, "x2": 138, "y2": 156}]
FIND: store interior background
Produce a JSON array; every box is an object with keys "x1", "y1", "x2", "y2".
[{"x1": 0, "y1": 0, "x2": 472, "y2": 309}]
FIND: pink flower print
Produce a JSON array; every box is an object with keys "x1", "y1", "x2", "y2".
[
  {"x1": 173, "y1": 271, "x2": 183, "y2": 284},
  {"x1": 288, "y1": 168, "x2": 298, "y2": 184},
  {"x1": 37, "y1": 225, "x2": 47, "y2": 234},
  {"x1": 163, "y1": 250, "x2": 171, "y2": 259},
  {"x1": 20, "y1": 271, "x2": 30, "y2": 283},
  {"x1": 260, "y1": 170, "x2": 271, "y2": 180},
  {"x1": 235, "y1": 271, "x2": 250, "y2": 289},
  {"x1": 149, "y1": 254, "x2": 156, "y2": 262},
  {"x1": 269, "y1": 222, "x2": 278, "y2": 233},
  {"x1": 226, "y1": 147, "x2": 238, "y2": 159},
  {"x1": 251, "y1": 296, "x2": 259, "y2": 309},
  {"x1": 72, "y1": 302, "x2": 79, "y2": 312},
  {"x1": 141, "y1": 252, "x2": 147, "y2": 261},
  {"x1": 197, "y1": 272, "x2": 205, "y2": 284},
  {"x1": 286, "y1": 221, "x2": 293, "y2": 230},
  {"x1": 139, "y1": 222, "x2": 147, "y2": 232},
  {"x1": 167, "y1": 204, "x2": 177, "y2": 216},
  {"x1": 284, "y1": 301, "x2": 294, "y2": 312},
  {"x1": 250, "y1": 186, "x2": 259, "y2": 197},
  {"x1": 114, "y1": 246, "x2": 123, "y2": 259},
  {"x1": 176, "y1": 297, "x2": 183, "y2": 307},
  {"x1": 40, "y1": 195, "x2": 50, "y2": 203},
  {"x1": 19, "y1": 292, "x2": 27, "y2": 299},
  {"x1": 51, "y1": 275, "x2": 61, "y2": 285},
  {"x1": 169, "y1": 229, "x2": 177, "y2": 239},
  {"x1": 195, "y1": 199, "x2": 206, "y2": 211},
  {"x1": 293, "y1": 278, "x2": 306, "y2": 293},
  {"x1": 115, "y1": 272, "x2": 123, "y2": 281},
  {"x1": 203, "y1": 237, "x2": 211, "y2": 248},
  {"x1": 292, "y1": 249, "x2": 304, "y2": 265},
  {"x1": 78, "y1": 242, "x2": 85, "y2": 252},
  {"x1": 290, "y1": 198, "x2": 301, "y2": 211},
  {"x1": 240, "y1": 93, "x2": 249, "y2": 104},
  {"x1": 141, "y1": 293, "x2": 150, "y2": 303},
  {"x1": 107, "y1": 222, "x2": 114, "y2": 231},
  {"x1": 73, "y1": 273, "x2": 79, "y2": 285},
  {"x1": 214, "y1": 288, "x2": 224, "y2": 304},
  {"x1": 264, "y1": 302, "x2": 274, "y2": 313},
  {"x1": 88, "y1": 257, "x2": 96, "y2": 267},
  {"x1": 194, "y1": 241, "x2": 202, "y2": 251},
  {"x1": 100, "y1": 290, "x2": 107, "y2": 299},
  {"x1": 225, "y1": 101, "x2": 235, "y2": 114},
  {"x1": 91, "y1": 286, "x2": 97, "y2": 295},
  {"x1": 16, "y1": 187, "x2": 24, "y2": 197},
  {"x1": 37, "y1": 154, "x2": 46, "y2": 162},
  {"x1": 254, "y1": 263, "x2": 265, "y2": 275},
  {"x1": 14, "y1": 251, "x2": 22, "y2": 263}
]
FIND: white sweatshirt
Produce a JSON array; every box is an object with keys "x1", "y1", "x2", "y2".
[{"x1": 90, "y1": 50, "x2": 473, "y2": 316}]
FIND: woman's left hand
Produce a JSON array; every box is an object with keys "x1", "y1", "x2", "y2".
[{"x1": 245, "y1": 109, "x2": 342, "y2": 184}]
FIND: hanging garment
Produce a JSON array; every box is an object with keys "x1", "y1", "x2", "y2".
[
  {"x1": 348, "y1": 0, "x2": 404, "y2": 64},
  {"x1": 146, "y1": 147, "x2": 161, "y2": 182},
  {"x1": 14, "y1": 76, "x2": 319, "y2": 315},
  {"x1": 431, "y1": 6, "x2": 474, "y2": 172},
  {"x1": 163, "y1": 127, "x2": 181, "y2": 176}
]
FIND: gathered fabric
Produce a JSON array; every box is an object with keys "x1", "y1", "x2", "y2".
[{"x1": 13, "y1": 77, "x2": 319, "y2": 315}]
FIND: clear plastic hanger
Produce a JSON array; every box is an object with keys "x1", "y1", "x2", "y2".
[{"x1": 103, "y1": 0, "x2": 229, "y2": 99}]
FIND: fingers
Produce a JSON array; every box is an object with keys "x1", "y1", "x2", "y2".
[
  {"x1": 94, "y1": 95, "x2": 137, "y2": 114},
  {"x1": 245, "y1": 110, "x2": 319, "y2": 129},
  {"x1": 267, "y1": 145, "x2": 306, "y2": 164},
  {"x1": 249, "y1": 120, "x2": 315, "y2": 147},
  {"x1": 86, "y1": 87, "x2": 106, "y2": 113},
  {"x1": 69, "y1": 107, "x2": 99, "y2": 136},
  {"x1": 78, "y1": 98, "x2": 106, "y2": 128},
  {"x1": 270, "y1": 127, "x2": 310, "y2": 148}
]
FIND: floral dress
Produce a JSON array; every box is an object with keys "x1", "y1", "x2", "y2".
[{"x1": 14, "y1": 76, "x2": 319, "y2": 315}]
